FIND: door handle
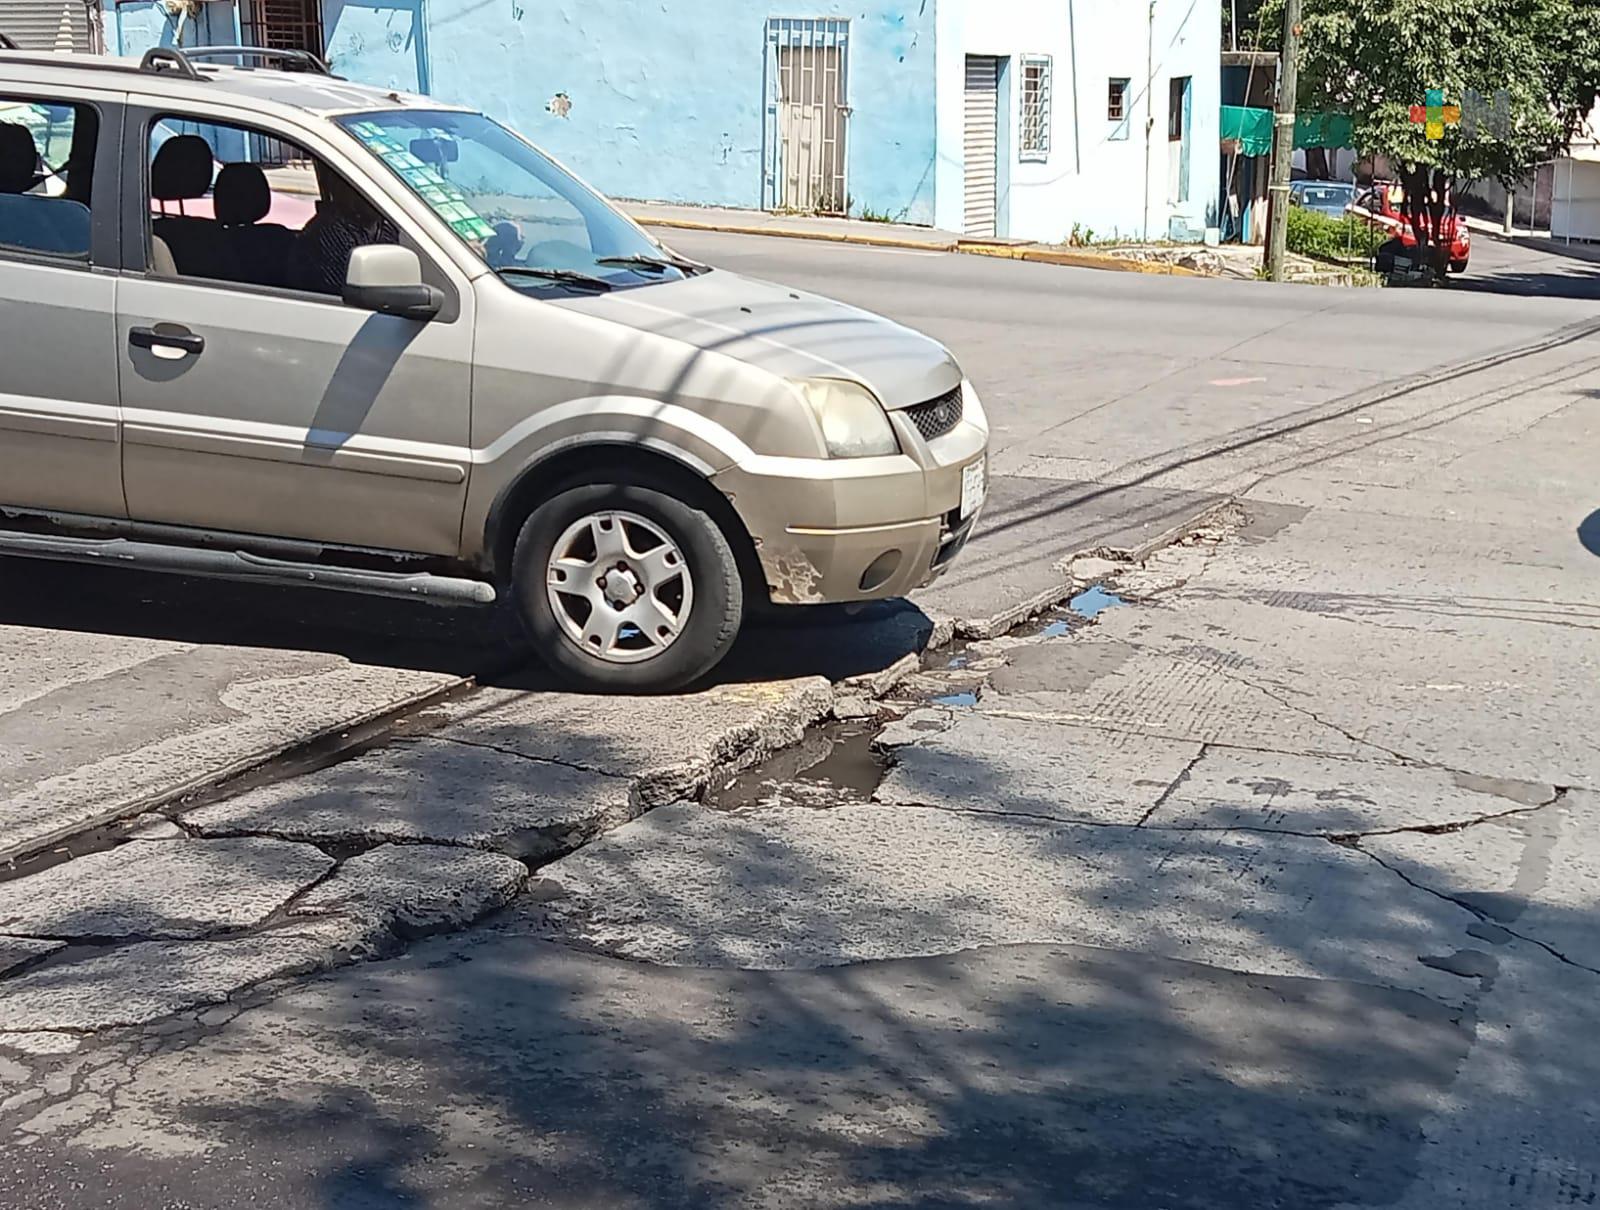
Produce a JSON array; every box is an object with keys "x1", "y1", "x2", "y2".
[{"x1": 129, "y1": 326, "x2": 205, "y2": 356}]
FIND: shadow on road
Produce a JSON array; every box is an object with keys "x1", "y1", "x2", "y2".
[
  {"x1": 1580, "y1": 508, "x2": 1600, "y2": 559},
  {"x1": 1, "y1": 703, "x2": 1588, "y2": 1210},
  {"x1": 0, "y1": 557, "x2": 943, "y2": 691}
]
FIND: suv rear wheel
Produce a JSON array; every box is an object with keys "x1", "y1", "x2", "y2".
[{"x1": 511, "y1": 482, "x2": 743, "y2": 692}]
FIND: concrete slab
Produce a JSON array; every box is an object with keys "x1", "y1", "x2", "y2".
[
  {"x1": 0, "y1": 839, "x2": 331, "y2": 942},
  {"x1": 433, "y1": 677, "x2": 834, "y2": 806},
  {"x1": 0, "y1": 917, "x2": 388, "y2": 1032},
  {"x1": 876, "y1": 712, "x2": 1202, "y2": 825},
  {"x1": 293, "y1": 844, "x2": 527, "y2": 937},
  {"x1": 0, "y1": 939, "x2": 61, "y2": 979},
  {"x1": 0, "y1": 634, "x2": 461, "y2": 865},
  {"x1": 1360, "y1": 791, "x2": 1600, "y2": 972},
  {"x1": 534, "y1": 803, "x2": 1480, "y2": 1004},
  {"x1": 186, "y1": 737, "x2": 634, "y2": 862},
  {"x1": 1144, "y1": 748, "x2": 1555, "y2": 835}
]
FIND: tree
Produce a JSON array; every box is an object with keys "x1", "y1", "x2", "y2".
[
  {"x1": 1223, "y1": 0, "x2": 1270, "y2": 48},
  {"x1": 1261, "y1": 0, "x2": 1600, "y2": 272}
]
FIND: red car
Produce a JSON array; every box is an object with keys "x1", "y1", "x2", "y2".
[{"x1": 1352, "y1": 181, "x2": 1471, "y2": 274}]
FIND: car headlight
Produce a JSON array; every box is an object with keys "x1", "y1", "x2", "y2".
[{"x1": 792, "y1": 378, "x2": 900, "y2": 459}]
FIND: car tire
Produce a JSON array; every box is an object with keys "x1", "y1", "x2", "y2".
[
  {"x1": 1448, "y1": 260, "x2": 1468, "y2": 274},
  {"x1": 511, "y1": 481, "x2": 743, "y2": 693}
]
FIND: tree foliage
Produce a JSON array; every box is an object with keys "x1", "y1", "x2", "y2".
[{"x1": 1258, "y1": 0, "x2": 1600, "y2": 264}]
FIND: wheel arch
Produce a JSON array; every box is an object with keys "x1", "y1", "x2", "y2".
[{"x1": 481, "y1": 441, "x2": 770, "y2": 605}]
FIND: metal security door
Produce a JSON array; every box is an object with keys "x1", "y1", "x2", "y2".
[
  {"x1": 964, "y1": 56, "x2": 999, "y2": 237},
  {"x1": 0, "y1": 0, "x2": 94, "y2": 51},
  {"x1": 765, "y1": 18, "x2": 850, "y2": 215}
]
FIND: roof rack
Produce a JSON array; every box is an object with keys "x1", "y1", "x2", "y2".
[
  {"x1": 172, "y1": 45, "x2": 334, "y2": 75},
  {"x1": 2, "y1": 38, "x2": 337, "y2": 82},
  {"x1": 138, "y1": 47, "x2": 205, "y2": 80}
]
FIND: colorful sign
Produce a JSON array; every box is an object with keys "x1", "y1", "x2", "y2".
[{"x1": 1409, "y1": 89, "x2": 1461, "y2": 140}]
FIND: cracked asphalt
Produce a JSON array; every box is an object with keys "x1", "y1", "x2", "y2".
[{"x1": 1, "y1": 234, "x2": 1599, "y2": 1206}]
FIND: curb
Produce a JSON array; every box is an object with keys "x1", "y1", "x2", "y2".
[
  {"x1": 637, "y1": 215, "x2": 958, "y2": 254},
  {"x1": 637, "y1": 215, "x2": 1203, "y2": 277},
  {"x1": 0, "y1": 675, "x2": 477, "y2": 870}
]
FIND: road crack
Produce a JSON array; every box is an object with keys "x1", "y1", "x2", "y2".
[
  {"x1": 1350, "y1": 840, "x2": 1600, "y2": 979},
  {"x1": 1138, "y1": 743, "x2": 1210, "y2": 826}
]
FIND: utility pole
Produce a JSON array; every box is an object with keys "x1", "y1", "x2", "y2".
[{"x1": 1263, "y1": 0, "x2": 1302, "y2": 282}]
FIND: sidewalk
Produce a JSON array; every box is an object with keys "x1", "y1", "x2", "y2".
[
  {"x1": 1463, "y1": 216, "x2": 1600, "y2": 264},
  {"x1": 626, "y1": 201, "x2": 1203, "y2": 276}
]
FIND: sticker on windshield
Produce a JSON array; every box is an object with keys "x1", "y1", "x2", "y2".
[{"x1": 347, "y1": 120, "x2": 496, "y2": 242}]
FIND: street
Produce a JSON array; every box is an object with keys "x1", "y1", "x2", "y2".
[{"x1": 2, "y1": 229, "x2": 1598, "y2": 1208}]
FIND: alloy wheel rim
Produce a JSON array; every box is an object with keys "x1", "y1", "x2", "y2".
[{"x1": 545, "y1": 510, "x2": 694, "y2": 665}]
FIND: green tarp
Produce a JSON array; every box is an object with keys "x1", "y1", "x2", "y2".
[
  {"x1": 1221, "y1": 105, "x2": 1274, "y2": 156},
  {"x1": 1221, "y1": 106, "x2": 1355, "y2": 155}
]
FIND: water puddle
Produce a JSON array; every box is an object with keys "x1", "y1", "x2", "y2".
[
  {"x1": 1068, "y1": 585, "x2": 1127, "y2": 620},
  {"x1": 705, "y1": 720, "x2": 888, "y2": 811},
  {"x1": 931, "y1": 691, "x2": 979, "y2": 708}
]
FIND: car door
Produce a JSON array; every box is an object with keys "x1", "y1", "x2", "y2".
[
  {"x1": 114, "y1": 102, "x2": 475, "y2": 556},
  {"x1": 0, "y1": 83, "x2": 126, "y2": 519}
]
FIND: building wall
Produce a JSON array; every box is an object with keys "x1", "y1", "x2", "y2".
[
  {"x1": 106, "y1": 0, "x2": 939, "y2": 224},
  {"x1": 937, "y1": 0, "x2": 1219, "y2": 242},
  {"x1": 422, "y1": 0, "x2": 938, "y2": 223}
]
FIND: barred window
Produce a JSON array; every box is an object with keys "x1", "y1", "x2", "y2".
[
  {"x1": 1020, "y1": 55, "x2": 1052, "y2": 161},
  {"x1": 1108, "y1": 78, "x2": 1129, "y2": 121}
]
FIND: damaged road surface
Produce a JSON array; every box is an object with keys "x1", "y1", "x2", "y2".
[{"x1": 4, "y1": 240, "x2": 1600, "y2": 1207}]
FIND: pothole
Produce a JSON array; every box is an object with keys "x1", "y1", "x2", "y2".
[{"x1": 704, "y1": 720, "x2": 888, "y2": 811}]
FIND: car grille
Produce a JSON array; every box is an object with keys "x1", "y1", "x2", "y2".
[{"x1": 903, "y1": 385, "x2": 964, "y2": 442}]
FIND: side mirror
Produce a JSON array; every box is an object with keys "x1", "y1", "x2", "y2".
[{"x1": 343, "y1": 245, "x2": 443, "y2": 321}]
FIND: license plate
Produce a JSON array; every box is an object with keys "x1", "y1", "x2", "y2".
[{"x1": 960, "y1": 458, "x2": 987, "y2": 521}]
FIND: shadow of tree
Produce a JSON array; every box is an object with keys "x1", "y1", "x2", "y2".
[{"x1": 0, "y1": 695, "x2": 1591, "y2": 1210}]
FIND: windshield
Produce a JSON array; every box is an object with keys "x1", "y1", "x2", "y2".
[
  {"x1": 1297, "y1": 184, "x2": 1355, "y2": 207},
  {"x1": 337, "y1": 109, "x2": 698, "y2": 292}
]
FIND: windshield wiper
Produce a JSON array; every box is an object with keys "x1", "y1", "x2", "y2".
[
  {"x1": 496, "y1": 266, "x2": 614, "y2": 292},
  {"x1": 595, "y1": 254, "x2": 704, "y2": 276}
]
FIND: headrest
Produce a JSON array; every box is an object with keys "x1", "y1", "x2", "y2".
[
  {"x1": 150, "y1": 135, "x2": 214, "y2": 202},
  {"x1": 214, "y1": 162, "x2": 270, "y2": 225},
  {"x1": 0, "y1": 123, "x2": 39, "y2": 194}
]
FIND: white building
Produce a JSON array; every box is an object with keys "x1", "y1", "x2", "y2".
[{"x1": 936, "y1": 0, "x2": 1221, "y2": 242}]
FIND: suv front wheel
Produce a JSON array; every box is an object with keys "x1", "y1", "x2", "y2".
[{"x1": 511, "y1": 482, "x2": 744, "y2": 692}]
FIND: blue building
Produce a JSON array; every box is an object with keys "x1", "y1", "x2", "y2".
[{"x1": 104, "y1": 0, "x2": 1218, "y2": 244}]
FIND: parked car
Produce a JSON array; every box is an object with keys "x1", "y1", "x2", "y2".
[
  {"x1": 0, "y1": 45, "x2": 989, "y2": 692},
  {"x1": 1289, "y1": 180, "x2": 1358, "y2": 219},
  {"x1": 1351, "y1": 180, "x2": 1471, "y2": 274}
]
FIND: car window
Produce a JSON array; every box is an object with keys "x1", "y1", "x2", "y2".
[
  {"x1": 338, "y1": 109, "x2": 695, "y2": 293},
  {"x1": 0, "y1": 97, "x2": 97, "y2": 263},
  {"x1": 1299, "y1": 185, "x2": 1354, "y2": 208},
  {"x1": 146, "y1": 114, "x2": 398, "y2": 296}
]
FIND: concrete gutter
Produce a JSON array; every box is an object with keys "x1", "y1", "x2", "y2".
[{"x1": 635, "y1": 213, "x2": 1201, "y2": 277}]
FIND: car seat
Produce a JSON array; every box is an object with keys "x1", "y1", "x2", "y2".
[
  {"x1": 213, "y1": 162, "x2": 294, "y2": 288},
  {"x1": 150, "y1": 135, "x2": 239, "y2": 280}
]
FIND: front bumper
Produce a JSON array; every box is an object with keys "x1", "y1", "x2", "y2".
[{"x1": 713, "y1": 382, "x2": 990, "y2": 605}]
